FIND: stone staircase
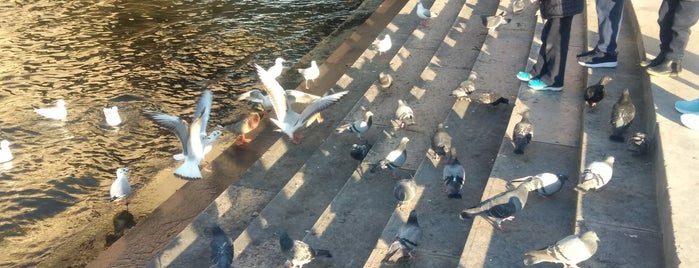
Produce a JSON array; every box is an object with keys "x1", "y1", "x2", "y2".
[{"x1": 92, "y1": 0, "x2": 674, "y2": 267}]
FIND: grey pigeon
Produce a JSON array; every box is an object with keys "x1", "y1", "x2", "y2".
[
  {"x1": 627, "y1": 132, "x2": 650, "y2": 155},
  {"x1": 416, "y1": 0, "x2": 437, "y2": 26},
  {"x1": 575, "y1": 156, "x2": 615, "y2": 192},
  {"x1": 210, "y1": 225, "x2": 233, "y2": 268},
  {"x1": 278, "y1": 230, "x2": 332, "y2": 268},
  {"x1": 513, "y1": 0, "x2": 525, "y2": 14},
  {"x1": 394, "y1": 177, "x2": 417, "y2": 209},
  {"x1": 584, "y1": 75, "x2": 612, "y2": 109},
  {"x1": 477, "y1": 91, "x2": 509, "y2": 106},
  {"x1": 513, "y1": 111, "x2": 533, "y2": 155},
  {"x1": 609, "y1": 88, "x2": 635, "y2": 142},
  {"x1": 482, "y1": 11, "x2": 511, "y2": 31},
  {"x1": 350, "y1": 143, "x2": 372, "y2": 161},
  {"x1": 379, "y1": 72, "x2": 393, "y2": 88},
  {"x1": 370, "y1": 137, "x2": 409, "y2": 178},
  {"x1": 443, "y1": 148, "x2": 465, "y2": 199},
  {"x1": 524, "y1": 231, "x2": 599, "y2": 267},
  {"x1": 451, "y1": 72, "x2": 477, "y2": 101},
  {"x1": 431, "y1": 123, "x2": 452, "y2": 161},
  {"x1": 336, "y1": 111, "x2": 373, "y2": 140},
  {"x1": 382, "y1": 210, "x2": 421, "y2": 264},
  {"x1": 395, "y1": 99, "x2": 416, "y2": 128},
  {"x1": 509, "y1": 173, "x2": 568, "y2": 197},
  {"x1": 460, "y1": 181, "x2": 536, "y2": 230}
]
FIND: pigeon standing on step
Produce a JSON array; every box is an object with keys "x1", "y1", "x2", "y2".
[
  {"x1": 509, "y1": 173, "x2": 568, "y2": 197},
  {"x1": 460, "y1": 181, "x2": 536, "y2": 230},
  {"x1": 513, "y1": 111, "x2": 534, "y2": 155},
  {"x1": 210, "y1": 224, "x2": 234, "y2": 268},
  {"x1": 376, "y1": 34, "x2": 392, "y2": 57},
  {"x1": 298, "y1": 60, "x2": 320, "y2": 90},
  {"x1": 451, "y1": 72, "x2": 477, "y2": 101},
  {"x1": 379, "y1": 72, "x2": 393, "y2": 88},
  {"x1": 395, "y1": 99, "x2": 416, "y2": 128},
  {"x1": 370, "y1": 137, "x2": 409, "y2": 177},
  {"x1": 110, "y1": 167, "x2": 131, "y2": 208},
  {"x1": 336, "y1": 111, "x2": 373, "y2": 140},
  {"x1": 575, "y1": 156, "x2": 615, "y2": 192},
  {"x1": 627, "y1": 132, "x2": 650, "y2": 155},
  {"x1": 34, "y1": 99, "x2": 67, "y2": 120},
  {"x1": 267, "y1": 57, "x2": 286, "y2": 79},
  {"x1": 513, "y1": 0, "x2": 525, "y2": 14},
  {"x1": 584, "y1": 75, "x2": 612, "y2": 110},
  {"x1": 278, "y1": 230, "x2": 332, "y2": 268},
  {"x1": 382, "y1": 210, "x2": 421, "y2": 264},
  {"x1": 524, "y1": 231, "x2": 599, "y2": 267},
  {"x1": 416, "y1": 0, "x2": 437, "y2": 27},
  {"x1": 609, "y1": 88, "x2": 635, "y2": 142},
  {"x1": 477, "y1": 91, "x2": 509, "y2": 106},
  {"x1": 350, "y1": 143, "x2": 372, "y2": 161},
  {"x1": 394, "y1": 176, "x2": 417, "y2": 209},
  {"x1": 443, "y1": 148, "x2": 465, "y2": 199},
  {"x1": 431, "y1": 123, "x2": 452, "y2": 161},
  {"x1": 483, "y1": 11, "x2": 511, "y2": 31}
]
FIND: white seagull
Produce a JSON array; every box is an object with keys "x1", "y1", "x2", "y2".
[
  {"x1": 417, "y1": 0, "x2": 437, "y2": 26},
  {"x1": 0, "y1": 140, "x2": 13, "y2": 163},
  {"x1": 34, "y1": 99, "x2": 67, "y2": 120},
  {"x1": 103, "y1": 106, "x2": 123, "y2": 127},
  {"x1": 237, "y1": 89, "x2": 322, "y2": 112},
  {"x1": 173, "y1": 130, "x2": 222, "y2": 161},
  {"x1": 255, "y1": 63, "x2": 348, "y2": 144},
  {"x1": 376, "y1": 34, "x2": 392, "y2": 57},
  {"x1": 110, "y1": 167, "x2": 131, "y2": 205},
  {"x1": 267, "y1": 57, "x2": 286, "y2": 79},
  {"x1": 297, "y1": 60, "x2": 320, "y2": 90}
]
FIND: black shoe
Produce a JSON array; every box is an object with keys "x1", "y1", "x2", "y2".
[
  {"x1": 640, "y1": 55, "x2": 665, "y2": 68},
  {"x1": 646, "y1": 59, "x2": 682, "y2": 77},
  {"x1": 578, "y1": 50, "x2": 618, "y2": 68},
  {"x1": 576, "y1": 49, "x2": 599, "y2": 58}
]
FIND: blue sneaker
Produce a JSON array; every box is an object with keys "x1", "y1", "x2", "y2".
[
  {"x1": 516, "y1": 71, "x2": 532, "y2": 81},
  {"x1": 527, "y1": 79, "x2": 562, "y2": 91},
  {"x1": 675, "y1": 98, "x2": 699, "y2": 114}
]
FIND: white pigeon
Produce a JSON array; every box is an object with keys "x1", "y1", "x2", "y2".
[
  {"x1": 297, "y1": 60, "x2": 320, "y2": 90},
  {"x1": 370, "y1": 137, "x2": 410, "y2": 178},
  {"x1": 255, "y1": 64, "x2": 348, "y2": 144},
  {"x1": 103, "y1": 106, "x2": 122, "y2": 127},
  {"x1": 509, "y1": 173, "x2": 568, "y2": 197},
  {"x1": 524, "y1": 231, "x2": 599, "y2": 267},
  {"x1": 0, "y1": 140, "x2": 13, "y2": 163},
  {"x1": 34, "y1": 99, "x2": 67, "y2": 120},
  {"x1": 575, "y1": 156, "x2": 615, "y2": 192},
  {"x1": 416, "y1": 0, "x2": 437, "y2": 26},
  {"x1": 267, "y1": 57, "x2": 286, "y2": 79},
  {"x1": 173, "y1": 130, "x2": 222, "y2": 161},
  {"x1": 110, "y1": 167, "x2": 131, "y2": 203},
  {"x1": 376, "y1": 34, "x2": 392, "y2": 56}
]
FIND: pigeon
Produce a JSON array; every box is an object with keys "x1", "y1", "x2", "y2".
[
  {"x1": 524, "y1": 231, "x2": 599, "y2": 267},
  {"x1": 513, "y1": 111, "x2": 533, "y2": 154},
  {"x1": 255, "y1": 64, "x2": 348, "y2": 144},
  {"x1": 278, "y1": 230, "x2": 332, "y2": 268},
  {"x1": 627, "y1": 132, "x2": 650, "y2": 155},
  {"x1": 298, "y1": 60, "x2": 320, "y2": 90},
  {"x1": 443, "y1": 148, "x2": 465, "y2": 199},
  {"x1": 370, "y1": 137, "x2": 409, "y2": 177},
  {"x1": 575, "y1": 156, "x2": 615, "y2": 192},
  {"x1": 476, "y1": 91, "x2": 509, "y2": 106},
  {"x1": 376, "y1": 34, "x2": 392, "y2": 57},
  {"x1": 394, "y1": 177, "x2": 417, "y2": 209},
  {"x1": 483, "y1": 11, "x2": 511, "y2": 31},
  {"x1": 451, "y1": 72, "x2": 477, "y2": 101},
  {"x1": 460, "y1": 180, "x2": 536, "y2": 230},
  {"x1": 509, "y1": 173, "x2": 568, "y2": 197},
  {"x1": 336, "y1": 111, "x2": 373, "y2": 140},
  {"x1": 103, "y1": 106, "x2": 122, "y2": 127},
  {"x1": 223, "y1": 111, "x2": 261, "y2": 145},
  {"x1": 379, "y1": 72, "x2": 393, "y2": 88},
  {"x1": 382, "y1": 210, "x2": 421, "y2": 264},
  {"x1": 584, "y1": 75, "x2": 612, "y2": 109},
  {"x1": 416, "y1": 0, "x2": 437, "y2": 26},
  {"x1": 110, "y1": 167, "x2": 131, "y2": 205},
  {"x1": 431, "y1": 123, "x2": 452, "y2": 161},
  {"x1": 267, "y1": 57, "x2": 286, "y2": 79},
  {"x1": 513, "y1": 0, "x2": 525, "y2": 14},
  {"x1": 350, "y1": 143, "x2": 372, "y2": 161},
  {"x1": 609, "y1": 88, "x2": 635, "y2": 142},
  {"x1": 0, "y1": 140, "x2": 13, "y2": 164},
  {"x1": 237, "y1": 89, "x2": 322, "y2": 112},
  {"x1": 34, "y1": 99, "x2": 67, "y2": 120},
  {"x1": 395, "y1": 99, "x2": 416, "y2": 128},
  {"x1": 210, "y1": 225, "x2": 234, "y2": 268}
]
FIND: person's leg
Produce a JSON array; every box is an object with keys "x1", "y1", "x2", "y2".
[
  {"x1": 595, "y1": 0, "x2": 624, "y2": 54},
  {"x1": 648, "y1": 0, "x2": 699, "y2": 76},
  {"x1": 530, "y1": 18, "x2": 554, "y2": 80},
  {"x1": 529, "y1": 16, "x2": 571, "y2": 90},
  {"x1": 643, "y1": 0, "x2": 674, "y2": 67}
]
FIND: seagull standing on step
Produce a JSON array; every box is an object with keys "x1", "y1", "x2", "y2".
[
  {"x1": 460, "y1": 180, "x2": 536, "y2": 230},
  {"x1": 103, "y1": 106, "x2": 122, "y2": 127},
  {"x1": 416, "y1": 0, "x2": 437, "y2": 27},
  {"x1": 336, "y1": 111, "x2": 373, "y2": 140},
  {"x1": 513, "y1": 111, "x2": 533, "y2": 155},
  {"x1": 395, "y1": 99, "x2": 416, "y2": 128},
  {"x1": 298, "y1": 60, "x2": 320, "y2": 90},
  {"x1": 278, "y1": 230, "x2": 332, "y2": 268},
  {"x1": 443, "y1": 148, "x2": 465, "y2": 199},
  {"x1": 110, "y1": 167, "x2": 131, "y2": 208},
  {"x1": 451, "y1": 72, "x2": 477, "y2": 101},
  {"x1": 524, "y1": 231, "x2": 599, "y2": 267},
  {"x1": 431, "y1": 123, "x2": 452, "y2": 161},
  {"x1": 382, "y1": 210, "x2": 421, "y2": 264},
  {"x1": 394, "y1": 176, "x2": 416, "y2": 209},
  {"x1": 376, "y1": 34, "x2": 392, "y2": 57},
  {"x1": 609, "y1": 88, "x2": 635, "y2": 142},
  {"x1": 210, "y1": 225, "x2": 234, "y2": 268},
  {"x1": 370, "y1": 137, "x2": 409, "y2": 178},
  {"x1": 256, "y1": 64, "x2": 348, "y2": 144},
  {"x1": 575, "y1": 156, "x2": 615, "y2": 192},
  {"x1": 0, "y1": 140, "x2": 14, "y2": 164},
  {"x1": 584, "y1": 75, "x2": 612, "y2": 110},
  {"x1": 483, "y1": 11, "x2": 511, "y2": 31},
  {"x1": 509, "y1": 173, "x2": 568, "y2": 197},
  {"x1": 267, "y1": 57, "x2": 286, "y2": 79},
  {"x1": 34, "y1": 99, "x2": 67, "y2": 120}
]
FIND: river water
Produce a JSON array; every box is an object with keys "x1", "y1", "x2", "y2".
[{"x1": 0, "y1": 0, "x2": 364, "y2": 265}]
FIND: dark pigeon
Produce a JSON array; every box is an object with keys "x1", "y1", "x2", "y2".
[
  {"x1": 278, "y1": 230, "x2": 332, "y2": 268},
  {"x1": 584, "y1": 75, "x2": 612, "y2": 109},
  {"x1": 513, "y1": 111, "x2": 533, "y2": 155},
  {"x1": 382, "y1": 210, "x2": 421, "y2": 264},
  {"x1": 609, "y1": 88, "x2": 635, "y2": 142},
  {"x1": 443, "y1": 148, "x2": 465, "y2": 199},
  {"x1": 210, "y1": 225, "x2": 234, "y2": 268},
  {"x1": 460, "y1": 181, "x2": 536, "y2": 230}
]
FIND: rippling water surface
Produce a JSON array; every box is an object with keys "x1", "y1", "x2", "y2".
[{"x1": 0, "y1": 0, "x2": 361, "y2": 265}]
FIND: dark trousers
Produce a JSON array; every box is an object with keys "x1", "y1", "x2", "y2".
[
  {"x1": 658, "y1": 0, "x2": 699, "y2": 61},
  {"x1": 532, "y1": 16, "x2": 573, "y2": 87},
  {"x1": 595, "y1": 0, "x2": 624, "y2": 54}
]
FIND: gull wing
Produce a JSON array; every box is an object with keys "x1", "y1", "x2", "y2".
[
  {"x1": 144, "y1": 111, "x2": 190, "y2": 156},
  {"x1": 255, "y1": 64, "x2": 288, "y2": 122},
  {"x1": 296, "y1": 91, "x2": 349, "y2": 126},
  {"x1": 194, "y1": 89, "x2": 213, "y2": 136}
]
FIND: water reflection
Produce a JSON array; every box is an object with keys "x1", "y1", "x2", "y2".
[{"x1": 0, "y1": 0, "x2": 360, "y2": 265}]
